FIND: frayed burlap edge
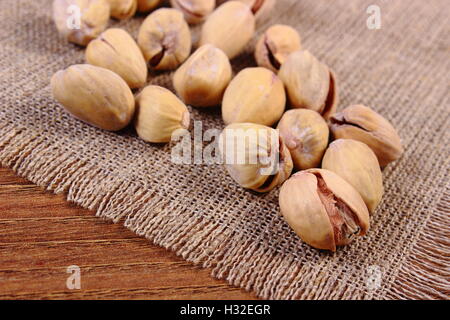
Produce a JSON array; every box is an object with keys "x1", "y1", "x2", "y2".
[{"x1": 1, "y1": 121, "x2": 448, "y2": 300}]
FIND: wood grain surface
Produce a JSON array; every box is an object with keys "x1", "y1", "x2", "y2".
[{"x1": 0, "y1": 167, "x2": 255, "y2": 300}]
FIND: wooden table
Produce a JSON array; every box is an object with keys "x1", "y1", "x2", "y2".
[{"x1": 0, "y1": 167, "x2": 255, "y2": 299}]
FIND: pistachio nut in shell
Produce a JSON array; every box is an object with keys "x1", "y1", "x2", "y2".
[
  {"x1": 106, "y1": 0, "x2": 137, "y2": 19},
  {"x1": 170, "y1": 0, "x2": 215, "y2": 24},
  {"x1": 51, "y1": 64, "x2": 135, "y2": 131},
  {"x1": 277, "y1": 109, "x2": 329, "y2": 170},
  {"x1": 135, "y1": 85, "x2": 191, "y2": 143},
  {"x1": 329, "y1": 105, "x2": 403, "y2": 167},
  {"x1": 52, "y1": 0, "x2": 110, "y2": 46},
  {"x1": 322, "y1": 139, "x2": 383, "y2": 213},
  {"x1": 222, "y1": 67, "x2": 286, "y2": 126},
  {"x1": 86, "y1": 28, "x2": 147, "y2": 89},
  {"x1": 279, "y1": 168, "x2": 370, "y2": 251},
  {"x1": 218, "y1": 123, "x2": 293, "y2": 193},
  {"x1": 173, "y1": 44, "x2": 232, "y2": 107},
  {"x1": 255, "y1": 24, "x2": 301, "y2": 73},
  {"x1": 199, "y1": 1, "x2": 255, "y2": 59},
  {"x1": 237, "y1": 0, "x2": 275, "y2": 23},
  {"x1": 138, "y1": 8, "x2": 192, "y2": 70},
  {"x1": 136, "y1": 0, "x2": 162, "y2": 12},
  {"x1": 279, "y1": 50, "x2": 339, "y2": 120}
]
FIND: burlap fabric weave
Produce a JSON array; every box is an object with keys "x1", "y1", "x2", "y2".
[{"x1": 1, "y1": 0, "x2": 449, "y2": 299}]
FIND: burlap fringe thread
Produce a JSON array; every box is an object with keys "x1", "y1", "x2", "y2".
[{"x1": 1, "y1": 122, "x2": 448, "y2": 299}]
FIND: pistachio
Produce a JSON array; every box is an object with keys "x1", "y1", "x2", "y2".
[
  {"x1": 52, "y1": 0, "x2": 110, "y2": 46},
  {"x1": 86, "y1": 28, "x2": 147, "y2": 89},
  {"x1": 277, "y1": 109, "x2": 329, "y2": 170},
  {"x1": 199, "y1": 1, "x2": 255, "y2": 59},
  {"x1": 219, "y1": 123, "x2": 293, "y2": 193},
  {"x1": 237, "y1": 0, "x2": 275, "y2": 23},
  {"x1": 51, "y1": 64, "x2": 135, "y2": 131},
  {"x1": 279, "y1": 168, "x2": 370, "y2": 251},
  {"x1": 170, "y1": 0, "x2": 215, "y2": 24},
  {"x1": 329, "y1": 105, "x2": 403, "y2": 167},
  {"x1": 254, "y1": 24, "x2": 301, "y2": 73},
  {"x1": 138, "y1": 8, "x2": 192, "y2": 70},
  {"x1": 136, "y1": 0, "x2": 162, "y2": 12},
  {"x1": 107, "y1": 0, "x2": 137, "y2": 19},
  {"x1": 279, "y1": 50, "x2": 339, "y2": 120},
  {"x1": 173, "y1": 44, "x2": 232, "y2": 107},
  {"x1": 222, "y1": 67, "x2": 286, "y2": 126},
  {"x1": 135, "y1": 85, "x2": 191, "y2": 143},
  {"x1": 322, "y1": 139, "x2": 383, "y2": 213}
]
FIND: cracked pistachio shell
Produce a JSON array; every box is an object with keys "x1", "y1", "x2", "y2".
[
  {"x1": 279, "y1": 50, "x2": 339, "y2": 120},
  {"x1": 237, "y1": 0, "x2": 275, "y2": 23},
  {"x1": 279, "y1": 168, "x2": 370, "y2": 251},
  {"x1": 255, "y1": 24, "x2": 301, "y2": 73},
  {"x1": 329, "y1": 105, "x2": 404, "y2": 167},
  {"x1": 51, "y1": 64, "x2": 135, "y2": 131},
  {"x1": 199, "y1": 1, "x2": 255, "y2": 59},
  {"x1": 86, "y1": 28, "x2": 147, "y2": 88},
  {"x1": 173, "y1": 44, "x2": 232, "y2": 107},
  {"x1": 218, "y1": 123, "x2": 293, "y2": 193},
  {"x1": 222, "y1": 67, "x2": 286, "y2": 126},
  {"x1": 138, "y1": 8, "x2": 192, "y2": 70},
  {"x1": 322, "y1": 139, "x2": 383, "y2": 213},
  {"x1": 107, "y1": 0, "x2": 137, "y2": 19},
  {"x1": 170, "y1": 0, "x2": 215, "y2": 24},
  {"x1": 277, "y1": 109, "x2": 329, "y2": 170},
  {"x1": 137, "y1": 0, "x2": 162, "y2": 12},
  {"x1": 52, "y1": 0, "x2": 110, "y2": 46},
  {"x1": 134, "y1": 85, "x2": 191, "y2": 143}
]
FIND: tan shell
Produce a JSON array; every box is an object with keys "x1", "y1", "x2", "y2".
[
  {"x1": 237, "y1": 0, "x2": 275, "y2": 23},
  {"x1": 279, "y1": 168, "x2": 370, "y2": 251},
  {"x1": 255, "y1": 24, "x2": 302, "y2": 73},
  {"x1": 277, "y1": 109, "x2": 329, "y2": 170},
  {"x1": 138, "y1": 8, "x2": 192, "y2": 70},
  {"x1": 170, "y1": 0, "x2": 215, "y2": 24},
  {"x1": 173, "y1": 44, "x2": 232, "y2": 107},
  {"x1": 199, "y1": 1, "x2": 255, "y2": 59},
  {"x1": 222, "y1": 67, "x2": 286, "y2": 126},
  {"x1": 219, "y1": 123, "x2": 293, "y2": 193},
  {"x1": 322, "y1": 139, "x2": 383, "y2": 213},
  {"x1": 279, "y1": 50, "x2": 339, "y2": 119},
  {"x1": 51, "y1": 64, "x2": 135, "y2": 131},
  {"x1": 136, "y1": 0, "x2": 162, "y2": 12},
  {"x1": 329, "y1": 105, "x2": 404, "y2": 167},
  {"x1": 135, "y1": 85, "x2": 191, "y2": 143},
  {"x1": 107, "y1": 0, "x2": 137, "y2": 19},
  {"x1": 86, "y1": 28, "x2": 147, "y2": 89},
  {"x1": 52, "y1": 0, "x2": 110, "y2": 46}
]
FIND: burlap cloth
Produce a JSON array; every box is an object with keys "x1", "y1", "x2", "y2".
[{"x1": 0, "y1": 0, "x2": 449, "y2": 299}]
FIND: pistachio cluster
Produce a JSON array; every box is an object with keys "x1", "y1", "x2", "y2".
[{"x1": 51, "y1": 0, "x2": 405, "y2": 252}]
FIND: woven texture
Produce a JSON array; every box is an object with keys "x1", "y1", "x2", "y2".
[{"x1": 1, "y1": 0, "x2": 449, "y2": 299}]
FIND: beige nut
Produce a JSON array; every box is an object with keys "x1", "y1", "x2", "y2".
[
  {"x1": 106, "y1": 0, "x2": 137, "y2": 19},
  {"x1": 170, "y1": 0, "x2": 215, "y2": 24},
  {"x1": 277, "y1": 109, "x2": 329, "y2": 170},
  {"x1": 322, "y1": 139, "x2": 383, "y2": 213},
  {"x1": 329, "y1": 105, "x2": 404, "y2": 167},
  {"x1": 237, "y1": 0, "x2": 275, "y2": 23},
  {"x1": 173, "y1": 44, "x2": 232, "y2": 107},
  {"x1": 51, "y1": 64, "x2": 135, "y2": 131},
  {"x1": 135, "y1": 85, "x2": 191, "y2": 143},
  {"x1": 199, "y1": 1, "x2": 255, "y2": 59},
  {"x1": 279, "y1": 50, "x2": 339, "y2": 120},
  {"x1": 279, "y1": 168, "x2": 370, "y2": 251},
  {"x1": 86, "y1": 28, "x2": 147, "y2": 89},
  {"x1": 222, "y1": 67, "x2": 286, "y2": 126},
  {"x1": 255, "y1": 24, "x2": 301, "y2": 73},
  {"x1": 138, "y1": 8, "x2": 192, "y2": 70},
  {"x1": 219, "y1": 123, "x2": 293, "y2": 193},
  {"x1": 52, "y1": 0, "x2": 110, "y2": 46},
  {"x1": 136, "y1": 0, "x2": 162, "y2": 12}
]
